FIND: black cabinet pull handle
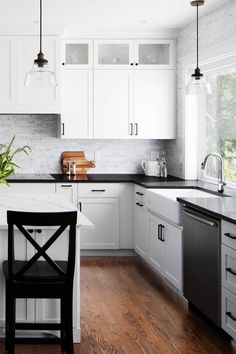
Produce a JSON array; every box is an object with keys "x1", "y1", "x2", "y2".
[
  {"x1": 160, "y1": 224, "x2": 165, "y2": 242},
  {"x1": 61, "y1": 185, "x2": 72, "y2": 188},
  {"x1": 91, "y1": 189, "x2": 105, "y2": 192},
  {"x1": 136, "y1": 192, "x2": 144, "y2": 196},
  {"x1": 27, "y1": 229, "x2": 34, "y2": 234},
  {"x1": 62, "y1": 123, "x2": 65, "y2": 136},
  {"x1": 225, "y1": 233, "x2": 236, "y2": 240},
  {"x1": 135, "y1": 123, "x2": 138, "y2": 136},
  {"x1": 226, "y1": 312, "x2": 236, "y2": 321},
  {"x1": 226, "y1": 267, "x2": 236, "y2": 276},
  {"x1": 129, "y1": 123, "x2": 133, "y2": 136},
  {"x1": 136, "y1": 202, "x2": 143, "y2": 207},
  {"x1": 158, "y1": 224, "x2": 162, "y2": 240},
  {"x1": 79, "y1": 202, "x2": 82, "y2": 212}
]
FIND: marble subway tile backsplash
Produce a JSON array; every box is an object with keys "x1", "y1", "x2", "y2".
[{"x1": 0, "y1": 115, "x2": 164, "y2": 174}]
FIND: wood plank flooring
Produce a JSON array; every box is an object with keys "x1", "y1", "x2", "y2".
[{"x1": 0, "y1": 256, "x2": 236, "y2": 354}]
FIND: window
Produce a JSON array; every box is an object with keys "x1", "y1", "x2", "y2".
[{"x1": 199, "y1": 58, "x2": 236, "y2": 186}]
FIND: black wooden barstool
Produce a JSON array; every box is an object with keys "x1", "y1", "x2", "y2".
[{"x1": 3, "y1": 210, "x2": 77, "y2": 354}]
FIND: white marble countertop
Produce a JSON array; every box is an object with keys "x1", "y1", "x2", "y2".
[{"x1": 0, "y1": 193, "x2": 93, "y2": 229}]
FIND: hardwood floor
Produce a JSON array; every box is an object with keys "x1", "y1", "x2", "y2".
[{"x1": 0, "y1": 256, "x2": 236, "y2": 353}]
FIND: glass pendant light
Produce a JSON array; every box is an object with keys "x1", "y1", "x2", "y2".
[
  {"x1": 25, "y1": 0, "x2": 56, "y2": 87},
  {"x1": 186, "y1": 0, "x2": 211, "y2": 95}
]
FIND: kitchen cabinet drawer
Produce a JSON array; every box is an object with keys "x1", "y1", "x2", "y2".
[
  {"x1": 222, "y1": 287, "x2": 236, "y2": 339},
  {"x1": 222, "y1": 221, "x2": 236, "y2": 249},
  {"x1": 222, "y1": 245, "x2": 236, "y2": 295},
  {"x1": 78, "y1": 183, "x2": 119, "y2": 198},
  {"x1": 135, "y1": 185, "x2": 145, "y2": 203}
]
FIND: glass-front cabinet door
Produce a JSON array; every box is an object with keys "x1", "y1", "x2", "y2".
[
  {"x1": 61, "y1": 40, "x2": 93, "y2": 69},
  {"x1": 134, "y1": 39, "x2": 175, "y2": 69},
  {"x1": 94, "y1": 40, "x2": 133, "y2": 69}
]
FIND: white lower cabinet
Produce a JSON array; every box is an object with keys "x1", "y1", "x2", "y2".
[
  {"x1": 222, "y1": 287, "x2": 236, "y2": 339},
  {"x1": 147, "y1": 212, "x2": 165, "y2": 273},
  {"x1": 134, "y1": 198, "x2": 147, "y2": 258},
  {"x1": 221, "y1": 221, "x2": 236, "y2": 339},
  {"x1": 142, "y1": 211, "x2": 182, "y2": 291},
  {"x1": 134, "y1": 189, "x2": 182, "y2": 291},
  {"x1": 79, "y1": 198, "x2": 119, "y2": 249}
]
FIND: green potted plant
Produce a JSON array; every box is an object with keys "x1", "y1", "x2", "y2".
[{"x1": 0, "y1": 136, "x2": 31, "y2": 185}]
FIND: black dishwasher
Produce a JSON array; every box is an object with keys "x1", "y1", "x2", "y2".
[{"x1": 182, "y1": 206, "x2": 221, "y2": 326}]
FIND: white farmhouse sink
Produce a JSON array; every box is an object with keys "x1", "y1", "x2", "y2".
[{"x1": 146, "y1": 188, "x2": 220, "y2": 225}]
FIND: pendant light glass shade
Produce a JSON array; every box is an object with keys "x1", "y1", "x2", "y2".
[
  {"x1": 186, "y1": 73, "x2": 212, "y2": 95},
  {"x1": 186, "y1": 0, "x2": 211, "y2": 95},
  {"x1": 25, "y1": 0, "x2": 56, "y2": 87},
  {"x1": 25, "y1": 61, "x2": 57, "y2": 87}
]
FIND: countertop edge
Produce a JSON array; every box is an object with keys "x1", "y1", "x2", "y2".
[{"x1": 177, "y1": 197, "x2": 236, "y2": 225}]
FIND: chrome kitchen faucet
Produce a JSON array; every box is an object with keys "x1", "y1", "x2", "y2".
[{"x1": 201, "y1": 153, "x2": 226, "y2": 193}]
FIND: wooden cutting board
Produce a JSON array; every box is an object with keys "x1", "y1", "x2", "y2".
[{"x1": 61, "y1": 151, "x2": 95, "y2": 175}]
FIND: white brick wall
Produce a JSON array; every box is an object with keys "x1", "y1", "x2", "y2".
[
  {"x1": 165, "y1": 0, "x2": 236, "y2": 178},
  {"x1": 0, "y1": 115, "x2": 164, "y2": 174}
]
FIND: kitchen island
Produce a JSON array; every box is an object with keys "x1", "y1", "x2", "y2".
[{"x1": 0, "y1": 193, "x2": 93, "y2": 343}]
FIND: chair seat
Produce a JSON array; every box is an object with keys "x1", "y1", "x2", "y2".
[{"x1": 3, "y1": 260, "x2": 68, "y2": 282}]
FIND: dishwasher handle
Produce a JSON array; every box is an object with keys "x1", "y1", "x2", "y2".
[{"x1": 182, "y1": 209, "x2": 218, "y2": 227}]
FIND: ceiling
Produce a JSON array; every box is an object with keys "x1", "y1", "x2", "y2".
[{"x1": 0, "y1": 0, "x2": 230, "y2": 30}]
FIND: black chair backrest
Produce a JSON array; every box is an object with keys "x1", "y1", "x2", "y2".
[{"x1": 7, "y1": 211, "x2": 77, "y2": 281}]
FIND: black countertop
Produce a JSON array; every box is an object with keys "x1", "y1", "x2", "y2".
[
  {"x1": 177, "y1": 196, "x2": 236, "y2": 225},
  {"x1": 6, "y1": 173, "x2": 236, "y2": 223}
]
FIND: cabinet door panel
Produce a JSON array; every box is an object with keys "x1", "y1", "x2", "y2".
[
  {"x1": 94, "y1": 40, "x2": 133, "y2": 69},
  {"x1": 94, "y1": 70, "x2": 132, "y2": 139},
  {"x1": 134, "y1": 39, "x2": 175, "y2": 69},
  {"x1": 80, "y1": 198, "x2": 119, "y2": 249},
  {"x1": 147, "y1": 213, "x2": 165, "y2": 273},
  {"x1": 61, "y1": 70, "x2": 93, "y2": 138},
  {"x1": 134, "y1": 201, "x2": 147, "y2": 258},
  {"x1": 134, "y1": 70, "x2": 175, "y2": 139},
  {"x1": 13, "y1": 36, "x2": 59, "y2": 107},
  {"x1": 61, "y1": 39, "x2": 93, "y2": 69},
  {"x1": 163, "y1": 222, "x2": 182, "y2": 290}
]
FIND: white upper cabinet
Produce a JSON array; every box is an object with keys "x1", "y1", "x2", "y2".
[
  {"x1": 94, "y1": 39, "x2": 175, "y2": 69},
  {"x1": 134, "y1": 39, "x2": 175, "y2": 69},
  {"x1": 94, "y1": 70, "x2": 132, "y2": 139},
  {"x1": 0, "y1": 35, "x2": 60, "y2": 114},
  {"x1": 134, "y1": 70, "x2": 175, "y2": 139},
  {"x1": 61, "y1": 39, "x2": 93, "y2": 69},
  {"x1": 61, "y1": 69, "x2": 93, "y2": 138},
  {"x1": 94, "y1": 40, "x2": 133, "y2": 69}
]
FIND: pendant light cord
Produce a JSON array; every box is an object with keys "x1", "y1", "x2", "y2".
[
  {"x1": 196, "y1": 4, "x2": 199, "y2": 69},
  {"x1": 40, "y1": 0, "x2": 42, "y2": 53}
]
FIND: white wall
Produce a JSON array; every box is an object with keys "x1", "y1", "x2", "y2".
[
  {"x1": 0, "y1": 115, "x2": 164, "y2": 174},
  {"x1": 165, "y1": 0, "x2": 236, "y2": 178}
]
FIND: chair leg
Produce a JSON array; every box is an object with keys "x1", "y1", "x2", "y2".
[
  {"x1": 5, "y1": 283, "x2": 9, "y2": 353},
  {"x1": 60, "y1": 297, "x2": 66, "y2": 352},
  {"x1": 64, "y1": 293, "x2": 74, "y2": 354},
  {"x1": 6, "y1": 290, "x2": 15, "y2": 354}
]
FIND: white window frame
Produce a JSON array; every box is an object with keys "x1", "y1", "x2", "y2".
[{"x1": 198, "y1": 54, "x2": 236, "y2": 189}]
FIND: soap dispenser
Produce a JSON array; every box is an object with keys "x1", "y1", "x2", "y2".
[{"x1": 160, "y1": 151, "x2": 168, "y2": 178}]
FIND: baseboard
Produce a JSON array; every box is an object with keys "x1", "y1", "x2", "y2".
[{"x1": 81, "y1": 249, "x2": 136, "y2": 257}]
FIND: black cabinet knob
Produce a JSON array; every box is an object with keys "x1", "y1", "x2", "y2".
[
  {"x1": 130, "y1": 63, "x2": 134, "y2": 66},
  {"x1": 62, "y1": 63, "x2": 65, "y2": 66},
  {"x1": 135, "y1": 63, "x2": 138, "y2": 66}
]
